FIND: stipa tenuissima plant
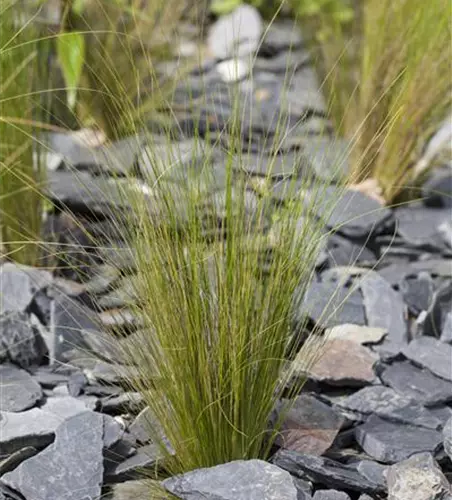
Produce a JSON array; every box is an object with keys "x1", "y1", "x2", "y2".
[{"x1": 0, "y1": 0, "x2": 50, "y2": 265}]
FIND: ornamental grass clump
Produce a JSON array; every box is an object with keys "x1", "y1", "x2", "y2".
[
  {"x1": 0, "y1": 0, "x2": 50, "y2": 265},
  {"x1": 303, "y1": 0, "x2": 451, "y2": 201},
  {"x1": 102, "y1": 102, "x2": 350, "y2": 475}
]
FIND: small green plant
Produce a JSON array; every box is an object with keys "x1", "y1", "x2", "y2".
[{"x1": 0, "y1": 0, "x2": 50, "y2": 265}]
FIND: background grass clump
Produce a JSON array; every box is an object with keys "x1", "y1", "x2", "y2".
[
  {"x1": 0, "y1": 0, "x2": 50, "y2": 265},
  {"x1": 304, "y1": 0, "x2": 451, "y2": 201}
]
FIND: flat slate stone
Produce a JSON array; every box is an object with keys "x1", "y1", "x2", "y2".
[
  {"x1": 272, "y1": 450, "x2": 385, "y2": 494},
  {"x1": 443, "y1": 417, "x2": 452, "y2": 461},
  {"x1": 386, "y1": 452, "x2": 451, "y2": 500},
  {"x1": 105, "y1": 444, "x2": 163, "y2": 482},
  {"x1": 311, "y1": 187, "x2": 391, "y2": 238},
  {"x1": 379, "y1": 361, "x2": 452, "y2": 407},
  {"x1": 335, "y1": 386, "x2": 441, "y2": 429},
  {"x1": 276, "y1": 394, "x2": 344, "y2": 455},
  {"x1": 355, "y1": 415, "x2": 443, "y2": 464},
  {"x1": 402, "y1": 337, "x2": 452, "y2": 381},
  {"x1": 0, "y1": 364, "x2": 42, "y2": 412},
  {"x1": 2, "y1": 411, "x2": 104, "y2": 500},
  {"x1": 0, "y1": 263, "x2": 52, "y2": 315},
  {"x1": 0, "y1": 312, "x2": 48, "y2": 368},
  {"x1": 298, "y1": 281, "x2": 366, "y2": 329},
  {"x1": 348, "y1": 460, "x2": 387, "y2": 493},
  {"x1": 359, "y1": 272, "x2": 408, "y2": 344},
  {"x1": 164, "y1": 459, "x2": 298, "y2": 500},
  {"x1": 308, "y1": 340, "x2": 377, "y2": 387},
  {"x1": 49, "y1": 295, "x2": 101, "y2": 363},
  {"x1": 395, "y1": 203, "x2": 451, "y2": 250},
  {"x1": 0, "y1": 396, "x2": 90, "y2": 454}
]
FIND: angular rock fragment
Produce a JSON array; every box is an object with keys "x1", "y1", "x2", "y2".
[
  {"x1": 359, "y1": 272, "x2": 408, "y2": 344},
  {"x1": 355, "y1": 415, "x2": 443, "y2": 464},
  {"x1": 0, "y1": 263, "x2": 52, "y2": 315},
  {"x1": 379, "y1": 361, "x2": 452, "y2": 407},
  {"x1": 298, "y1": 281, "x2": 366, "y2": 329},
  {"x1": 308, "y1": 340, "x2": 377, "y2": 387},
  {"x1": 164, "y1": 459, "x2": 299, "y2": 500},
  {"x1": 0, "y1": 364, "x2": 42, "y2": 412},
  {"x1": 0, "y1": 312, "x2": 48, "y2": 368},
  {"x1": 402, "y1": 337, "x2": 452, "y2": 381},
  {"x1": 0, "y1": 396, "x2": 90, "y2": 454},
  {"x1": 272, "y1": 450, "x2": 385, "y2": 494},
  {"x1": 276, "y1": 394, "x2": 343, "y2": 455},
  {"x1": 335, "y1": 386, "x2": 442, "y2": 429},
  {"x1": 2, "y1": 411, "x2": 104, "y2": 500},
  {"x1": 386, "y1": 452, "x2": 451, "y2": 500}
]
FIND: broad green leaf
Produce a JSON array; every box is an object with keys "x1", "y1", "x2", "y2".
[{"x1": 57, "y1": 32, "x2": 85, "y2": 110}]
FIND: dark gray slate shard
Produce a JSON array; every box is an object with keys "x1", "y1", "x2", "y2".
[
  {"x1": 67, "y1": 371, "x2": 88, "y2": 397},
  {"x1": 312, "y1": 491, "x2": 350, "y2": 500},
  {"x1": 271, "y1": 450, "x2": 385, "y2": 494},
  {"x1": 386, "y1": 452, "x2": 451, "y2": 500},
  {"x1": 378, "y1": 259, "x2": 452, "y2": 287},
  {"x1": 30, "y1": 367, "x2": 71, "y2": 388},
  {"x1": 0, "y1": 312, "x2": 48, "y2": 368},
  {"x1": 0, "y1": 396, "x2": 90, "y2": 454},
  {"x1": 423, "y1": 170, "x2": 452, "y2": 209},
  {"x1": 276, "y1": 394, "x2": 344, "y2": 455},
  {"x1": 103, "y1": 415, "x2": 124, "y2": 449},
  {"x1": 298, "y1": 280, "x2": 366, "y2": 329},
  {"x1": 335, "y1": 386, "x2": 442, "y2": 429},
  {"x1": 395, "y1": 203, "x2": 451, "y2": 250},
  {"x1": 310, "y1": 187, "x2": 391, "y2": 238},
  {"x1": 105, "y1": 443, "x2": 163, "y2": 482},
  {"x1": 325, "y1": 235, "x2": 377, "y2": 268},
  {"x1": 164, "y1": 459, "x2": 298, "y2": 500},
  {"x1": 402, "y1": 337, "x2": 452, "y2": 381},
  {"x1": 0, "y1": 263, "x2": 52, "y2": 315},
  {"x1": 379, "y1": 361, "x2": 452, "y2": 407},
  {"x1": 359, "y1": 272, "x2": 408, "y2": 344},
  {"x1": 348, "y1": 460, "x2": 387, "y2": 492},
  {"x1": 2, "y1": 411, "x2": 104, "y2": 500},
  {"x1": 444, "y1": 417, "x2": 452, "y2": 461},
  {"x1": 355, "y1": 415, "x2": 443, "y2": 464},
  {"x1": 49, "y1": 295, "x2": 101, "y2": 363},
  {"x1": 100, "y1": 391, "x2": 145, "y2": 414},
  {"x1": 0, "y1": 364, "x2": 42, "y2": 412},
  {"x1": 292, "y1": 478, "x2": 313, "y2": 500},
  {"x1": 400, "y1": 272, "x2": 435, "y2": 315}
]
